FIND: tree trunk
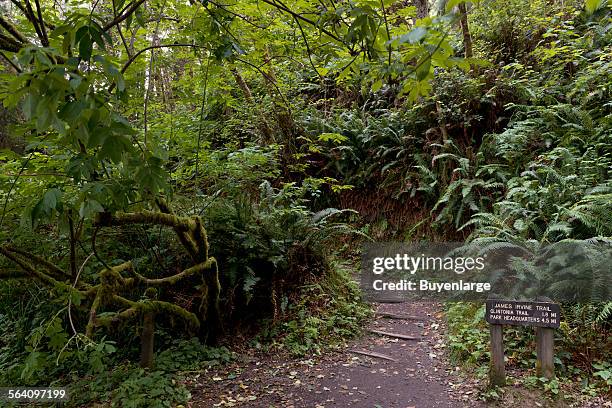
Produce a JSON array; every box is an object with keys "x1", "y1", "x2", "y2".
[
  {"x1": 458, "y1": 3, "x2": 473, "y2": 58},
  {"x1": 413, "y1": 0, "x2": 429, "y2": 19},
  {"x1": 230, "y1": 68, "x2": 253, "y2": 103},
  {"x1": 140, "y1": 311, "x2": 156, "y2": 368},
  {"x1": 231, "y1": 67, "x2": 274, "y2": 143}
]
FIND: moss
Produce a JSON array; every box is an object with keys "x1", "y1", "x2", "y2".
[
  {"x1": 86, "y1": 290, "x2": 103, "y2": 338},
  {"x1": 144, "y1": 287, "x2": 157, "y2": 299},
  {"x1": 3, "y1": 245, "x2": 71, "y2": 281},
  {"x1": 198, "y1": 258, "x2": 222, "y2": 343},
  {"x1": 157, "y1": 204, "x2": 200, "y2": 262},
  {"x1": 99, "y1": 262, "x2": 133, "y2": 289},
  {"x1": 192, "y1": 216, "x2": 210, "y2": 260},
  {"x1": 2, "y1": 204, "x2": 219, "y2": 350},
  {"x1": 0, "y1": 247, "x2": 86, "y2": 297},
  {"x1": 143, "y1": 300, "x2": 200, "y2": 330},
  {"x1": 132, "y1": 259, "x2": 214, "y2": 286},
  {"x1": 95, "y1": 210, "x2": 195, "y2": 231},
  {"x1": 0, "y1": 269, "x2": 27, "y2": 279},
  {"x1": 96, "y1": 307, "x2": 140, "y2": 329}
]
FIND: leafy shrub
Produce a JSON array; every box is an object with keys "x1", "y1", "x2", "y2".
[
  {"x1": 277, "y1": 265, "x2": 371, "y2": 356},
  {"x1": 200, "y1": 178, "x2": 362, "y2": 322},
  {"x1": 67, "y1": 339, "x2": 231, "y2": 407},
  {"x1": 469, "y1": 0, "x2": 574, "y2": 63}
]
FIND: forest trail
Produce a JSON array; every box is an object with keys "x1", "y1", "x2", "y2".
[{"x1": 188, "y1": 302, "x2": 483, "y2": 407}]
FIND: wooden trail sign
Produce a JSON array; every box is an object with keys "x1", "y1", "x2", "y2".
[
  {"x1": 485, "y1": 299, "x2": 560, "y2": 386},
  {"x1": 485, "y1": 300, "x2": 560, "y2": 328}
]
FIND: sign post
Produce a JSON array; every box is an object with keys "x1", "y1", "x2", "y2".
[
  {"x1": 489, "y1": 323, "x2": 505, "y2": 386},
  {"x1": 485, "y1": 299, "x2": 560, "y2": 386},
  {"x1": 536, "y1": 326, "x2": 555, "y2": 379}
]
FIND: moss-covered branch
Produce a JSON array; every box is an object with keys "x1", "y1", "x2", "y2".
[
  {"x1": 0, "y1": 247, "x2": 86, "y2": 296},
  {"x1": 86, "y1": 289, "x2": 103, "y2": 338},
  {"x1": 156, "y1": 199, "x2": 200, "y2": 261},
  {"x1": 2, "y1": 202, "x2": 220, "y2": 351},
  {"x1": 100, "y1": 295, "x2": 200, "y2": 331},
  {"x1": 192, "y1": 216, "x2": 210, "y2": 261},
  {"x1": 95, "y1": 210, "x2": 195, "y2": 231},
  {"x1": 99, "y1": 261, "x2": 133, "y2": 288},
  {"x1": 0, "y1": 269, "x2": 27, "y2": 279},
  {"x1": 0, "y1": 15, "x2": 28, "y2": 44},
  {"x1": 95, "y1": 206, "x2": 208, "y2": 262},
  {"x1": 2, "y1": 245, "x2": 72, "y2": 281},
  {"x1": 129, "y1": 259, "x2": 215, "y2": 286}
]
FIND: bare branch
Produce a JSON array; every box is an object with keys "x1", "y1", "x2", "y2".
[
  {"x1": 259, "y1": 0, "x2": 346, "y2": 45},
  {"x1": 9, "y1": 0, "x2": 55, "y2": 30},
  {"x1": 33, "y1": 0, "x2": 49, "y2": 46},
  {"x1": 23, "y1": 0, "x2": 47, "y2": 46},
  {"x1": 368, "y1": 329, "x2": 420, "y2": 340},
  {"x1": 102, "y1": 0, "x2": 147, "y2": 32}
]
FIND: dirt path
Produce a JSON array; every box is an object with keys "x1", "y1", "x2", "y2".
[{"x1": 188, "y1": 302, "x2": 483, "y2": 408}]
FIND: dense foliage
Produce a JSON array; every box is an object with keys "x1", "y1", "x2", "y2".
[{"x1": 0, "y1": 0, "x2": 610, "y2": 405}]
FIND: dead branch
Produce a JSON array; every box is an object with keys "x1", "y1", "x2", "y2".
[
  {"x1": 102, "y1": 0, "x2": 147, "y2": 32},
  {"x1": 349, "y1": 349, "x2": 397, "y2": 362},
  {"x1": 375, "y1": 312, "x2": 426, "y2": 321},
  {"x1": 368, "y1": 329, "x2": 420, "y2": 341}
]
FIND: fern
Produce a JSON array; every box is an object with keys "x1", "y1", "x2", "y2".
[{"x1": 595, "y1": 302, "x2": 612, "y2": 324}]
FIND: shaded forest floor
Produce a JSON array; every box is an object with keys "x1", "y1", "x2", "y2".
[
  {"x1": 186, "y1": 302, "x2": 482, "y2": 408},
  {"x1": 184, "y1": 301, "x2": 611, "y2": 408}
]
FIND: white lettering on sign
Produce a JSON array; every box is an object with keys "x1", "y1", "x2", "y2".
[{"x1": 485, "y1": 300, "x2": 560, "y2": 328}]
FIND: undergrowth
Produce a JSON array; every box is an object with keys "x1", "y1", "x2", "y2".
[
  {"x1": 446, "y1": 302, "x2": 612, "y2": 398},
  {"x1": 256, "y1": 262, "x2": 372, "y2": 356}
]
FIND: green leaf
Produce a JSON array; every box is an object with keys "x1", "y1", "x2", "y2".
[
  {"x1": 104, "y1": 342, "x2": 117, "y2": 353},
  {"x1": 416, "y1": 58, "x2": 431, "y2": 81},
  {"x1": 42, "y1": 188, "x2": 62, "y2": 212},
  {"x1": 70, "y1": 290, "x2": 84, "y2": 307},
  {"x1": 79, "y1": 199, "x2": 104, "y2": 218},
  {"x1": 318, "y1": 133, "x2": 348, "y2": 144},
  {"x1": 78, "y1": 32, "x2": 92, "y2": 60},
  {"x1": 69, "y1": 75, "x2": 83, "y2": 90},
  {"x1": 35, "y1": 51, "x2": 52, "y2": 67},
  {"x1": 48, "y1": 330, "x2": 69, "y2": 351},
  {"x1": 371, "y1": 79, "x2": 383, "y2": 92},
  {"x1": 59, "y1": 100, "x2": 85, "y2": 121},
  {"x1": 35, "y1": 99, "x2": 52, "y2": 130},
  {"x1": 399, "y1": 26, "x2": 427, "y2": 44},
  {"x1": 32, "y1": 199, "x2": 46, "y2": 224},
  {"x1": 22, "y1": 94, "x2": 37, "y2": 119},
  {"x1": 135, "y1": 7, "x2": 146, "y2": 27},
  {"x1": 89, "y1": 24, "x2": 106, "y2": 50},
  {"x1": 594, "y1": 370, "x2": 612, "y2": 380},
  {"x1": 100, "y1": 134, "x2": 132, "y2": 163},
  {"x1": 585, "y1": 0, "x2": 606, "y2": 14},
  {"x1": 446, "y1": 0, "x2": 467, "y2": 12}
]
